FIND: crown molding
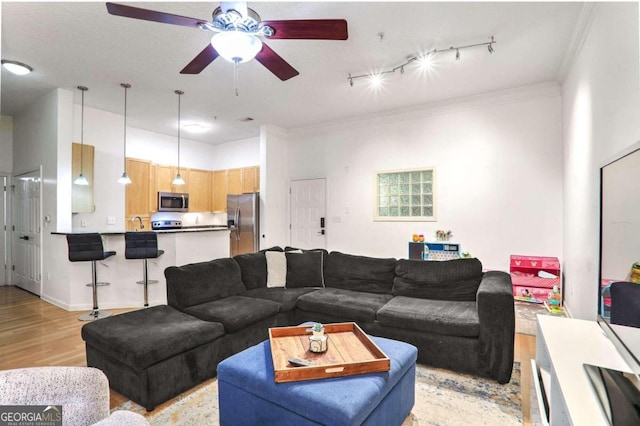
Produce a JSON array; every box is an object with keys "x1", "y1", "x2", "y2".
[
  {"x1": 558, "y1": 2, "x2": 599, "y2": 82},
  {"x1": 289, "y1": 82, "x2": 561, "y2": 138}
]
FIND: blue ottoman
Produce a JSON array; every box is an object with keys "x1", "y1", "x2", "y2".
[{"x1": 218, "y1": 335, "x2": 417, "y2": 426}]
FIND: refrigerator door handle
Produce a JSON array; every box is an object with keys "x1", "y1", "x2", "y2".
[{"x1": 235, "y1": 207, "x2": 240, "y2": 241}]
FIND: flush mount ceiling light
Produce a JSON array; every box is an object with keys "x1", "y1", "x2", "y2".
[
  {"x1": 348, "y1": 36, "x2": 496, "y2": 87},
  {"x1": 182, "y1": 123, "x2": 209, "y2": 133},
  {"x1": 118, "y1": 83, "x2": 132, "y2": 185},
  {"x1": 211, "y1": 31, "x2": 263, "y2": 64},
  {"x1": 172, "y1": 90, "x2": 186, "y2": 186},
  {"x1": 74, "y1": 86, "x2": 90, "y2": 186},
  {"x1": 1, "y1": 59, "x2": 33, "y2": 75}
]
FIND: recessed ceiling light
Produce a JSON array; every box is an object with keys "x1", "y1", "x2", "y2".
[
  {"x1": 1, "y1": 60, "x2": 33, "y2": 75},
  {"x1": 182, "y1": 123, "x2": 208, "y2": 133}
]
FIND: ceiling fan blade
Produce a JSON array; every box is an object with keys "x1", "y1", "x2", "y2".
[
  {"x1": 255, "y1": 44, "x2": 299, "y2": 81},
  {"x1": 180, "y1": 45, "x2": 220, "y2": 74},
  {"x1": 260, "y1": 19, "x2": 348, "y2": 40},
  {"x1": 106, "y1": 2, "x2": 206, "y2": 29}
]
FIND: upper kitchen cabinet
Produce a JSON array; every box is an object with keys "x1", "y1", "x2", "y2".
[
  {"x1": 72, "y1": 142, "x2": 95, "y2": 213},
  {"x1": 212, "y1": 170, "x2": 228, "y2": 212},
  {"x1": 242, "y1": 166, "x2": 260, "y2": 193},
  {"x1": 227, "y1": 168, "x2": 243, "y2": 195},
  {"x1": 155, "y1": 164, "x2": 189, "y2": 194},
  {"x1": 189, "y1": 168, "x2": 211, "y2": 212},
  {"x1": 125, "y1": 158, "x2": 151, "y2": 218}
]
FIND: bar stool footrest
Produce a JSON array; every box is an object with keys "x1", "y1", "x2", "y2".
[
  {"x1": 136, "y1": 280, "x2": 159, "y2": 285},
  {"x1": 86, "y1": 282, "x2": 110, "y2": 287}
]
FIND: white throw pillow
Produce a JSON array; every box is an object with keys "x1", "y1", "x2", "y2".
[{"x1": 266, "y1": 250, "x2": 302, "y2": 288}]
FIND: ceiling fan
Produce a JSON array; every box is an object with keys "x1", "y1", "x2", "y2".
[{"x1": 106, "y1": 2, "x2": 348, "y2": 81}]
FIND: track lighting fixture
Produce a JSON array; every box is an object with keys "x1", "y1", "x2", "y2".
[{"x1": 347, "y1": 36, "x2": 496, "y2": 87}]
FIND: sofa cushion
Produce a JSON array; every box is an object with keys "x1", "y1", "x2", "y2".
[
  {"x1": 296, "y1": 288, "x2": 393, "y2": 322},
  {"x1": 165, "y1": 258, "x2": 246, "y2": 310},
  {"x1": 392, "y1": 258, "x2": 483, "y2": 301},
  {"x1": 243, "y1": 287, "x2": 319, "y2": 312},
  {"x1": 285, "y1": 251, "x2": 324, "y2": 288},
  {"x1": 184, "y1": 296, "x2": 281, "y2": 333},
  {"x1": 324, "y1": 252, "x2": 396, "y2": 294},
  {"x1": 81, "y1": 305, "x2": 225, "y2": 370},
  {"x1": 376, "y1": 296, "x2": 480, "y2": 337},
  {"x1": 234, "y1": 252, "x2": 267, "y2": 290},
  {"x1": 266, "y1": 251, "x2": 287, "y2": 288}
]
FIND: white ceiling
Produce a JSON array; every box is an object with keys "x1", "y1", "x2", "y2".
[{"x1": 1, "y1": 2, "x2": 584, "y2": 145}]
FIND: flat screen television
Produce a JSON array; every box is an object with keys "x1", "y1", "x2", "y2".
[{"x1": 598, "y1": 141, "x2": 640, "y2": 376}]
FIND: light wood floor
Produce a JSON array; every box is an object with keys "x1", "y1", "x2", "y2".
[{"x1": 0, "y1": 285, "x2": 535, "y2": 424}]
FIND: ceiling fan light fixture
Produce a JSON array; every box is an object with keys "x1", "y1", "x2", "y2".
[{"x1": 211, "y1": 31, "x2": 263, "y2": 63}]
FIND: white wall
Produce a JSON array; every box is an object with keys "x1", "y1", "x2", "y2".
[
  {"x1": 562, "y1": 3, "x2": 640, "y2": 320},
  {"x1": 0, "y1": 116, "x2": 13, "y2": 174},
  {"x1": 260, "y1": 124, "x2": 289, "y2": 249},
  {"x1": 13, "y1": 88, "x2": 74, "y2": 302},
  {"x1": 288, "y1": 84, "x2": 564, "y2": 271}
]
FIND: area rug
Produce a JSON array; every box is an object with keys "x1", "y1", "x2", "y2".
[
  {"x1": 515, "y1": 301, "x2": 566, "y2": 335},
  {"x1": 114, "y1": 362, "x2": 521, "y2": 425}
]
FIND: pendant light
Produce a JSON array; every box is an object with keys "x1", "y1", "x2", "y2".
[
  {"x1": 172, "y1": 90, "x2": 186, "y2": 186},
  {"x1": 117, "y1": 83, "x2": 132, "y2": 185},
  {"x1": 74, "y1": 86, "x2": 90, "y2": 186}
]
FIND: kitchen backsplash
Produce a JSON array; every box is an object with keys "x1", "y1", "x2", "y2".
[{"x1": 151, "y1": 211, "x2": 227, "y2": 227}]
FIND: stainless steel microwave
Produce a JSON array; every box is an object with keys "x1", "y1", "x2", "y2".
[{"x1": 158, "y1": 192, "x2": 189, "y2": 212}]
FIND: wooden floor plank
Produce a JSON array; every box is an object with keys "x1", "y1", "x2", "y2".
[{"x1": 0, "y1": 285, "x2": 535, "y2": 422}]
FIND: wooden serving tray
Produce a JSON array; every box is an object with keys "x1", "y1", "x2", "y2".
[{"x1": 268, "y1": 322, "x2": 390, "y2": 383}]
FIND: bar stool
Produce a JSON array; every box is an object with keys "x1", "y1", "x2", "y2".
[
  {"x1": 124, "y1": 232, "x2": 164, "y2": 308},
  {"x1": 66, "y1": 233, "x2": 116, "y2": 321}
]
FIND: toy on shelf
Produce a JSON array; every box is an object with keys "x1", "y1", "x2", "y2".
[{"x1": 547, "y1": 285, "x2": 562, "y2": 306}]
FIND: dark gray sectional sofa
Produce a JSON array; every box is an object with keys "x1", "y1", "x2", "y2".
[{"x1": 81, "y1": 247, "x2": 514, "y2": 411}]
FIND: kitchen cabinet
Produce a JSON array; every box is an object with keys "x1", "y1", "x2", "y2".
[
  {"x1": 125, "y1": 158, "x2": 152, "y2": 231},
  {"x1": 227, "y1": 168, "x2": 243, "y2": 195},
  {"x1": 242, "y1": 166, "x2": 260, "y2": 193},
  {"x1": 72, "y1": 142, "x2": 95, "y2": 213},
  {"x1": 212, "y1": 170, "x2": 228, "y2": 212},
  {"x1": 155, "y1": 164, "x2": 189, "y2": 194},
  {"x1": 189, "y1": 168, "x2": 212, "y2": 212}
]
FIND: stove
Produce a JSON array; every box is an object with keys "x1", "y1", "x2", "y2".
[{"x1": 151, "y1": 220, "x2": 183, "y2": 230}]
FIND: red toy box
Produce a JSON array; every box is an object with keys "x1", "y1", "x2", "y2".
[{"x1": 510, "y1": 255, "x2": 561, "y2": 301}]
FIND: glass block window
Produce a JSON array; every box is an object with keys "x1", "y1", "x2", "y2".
[{"x1": 375, "y1": 168, "x2": 435, "y2": 221}]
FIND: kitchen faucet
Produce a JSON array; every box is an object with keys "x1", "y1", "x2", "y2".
[{"x1": 131, "y1": 216, "x2": 144, "y2": 231}]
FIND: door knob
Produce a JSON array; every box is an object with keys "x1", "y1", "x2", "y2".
[{"x1": 19, "y1": 236, "x2": 29, "y2": 241}]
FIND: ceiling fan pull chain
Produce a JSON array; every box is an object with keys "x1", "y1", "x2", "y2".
[{"x1": 234, "y1": 59, "x2": 240, "y2": 96}]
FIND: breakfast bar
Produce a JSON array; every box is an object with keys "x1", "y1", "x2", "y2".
[{"x1": 47, "y1": 227, "x2": 230, "y2": 312}]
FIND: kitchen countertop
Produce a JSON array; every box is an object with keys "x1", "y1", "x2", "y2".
[{"x1": 52, "y1": 226, "x2": 229, "y2": 236}]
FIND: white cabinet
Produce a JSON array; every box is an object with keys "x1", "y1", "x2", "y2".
[{"x1": 533, "y1": 316, "x2": 632, "y2": 425}]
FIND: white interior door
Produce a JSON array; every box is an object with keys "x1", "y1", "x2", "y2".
[
  {"x1": 290, "y1": 178, "x2": 326, "y2": 249},
  {"x1": 12, "y1": 170, "x2": 42, "y2": 295},
  {"x1": 0, "y1": 176, "x2": 6, "y2": 285}
]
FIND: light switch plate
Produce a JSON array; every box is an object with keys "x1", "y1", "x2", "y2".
[{"x1": 107, "y1": 216, "x2": 116, "y2": 225}]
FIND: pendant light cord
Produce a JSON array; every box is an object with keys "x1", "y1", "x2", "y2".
[
  {"x1": 121, "y1": 83, "x2": 131, "y2": 172},
  {"x1": 175, "y1": 90, "x2": 184, "y2": 175},
  {"x1": 77, "y1": 86, "x2": 88, "y2": 176}
]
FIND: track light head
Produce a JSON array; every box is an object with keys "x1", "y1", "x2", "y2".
[
  {"x1": 488, "y1": 44, "x2": 494, "y2": 54},
  {"x1": 455, "y1": 49, "x2": 460, "y2": 60}
]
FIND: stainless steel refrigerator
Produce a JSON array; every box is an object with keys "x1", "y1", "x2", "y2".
[{"x1": 227, "y1": 193, "x2": 260, "y2": 256}]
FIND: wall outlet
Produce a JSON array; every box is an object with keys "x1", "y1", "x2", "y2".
[
  {"x1": 80, "y1": 220, "x2": 87, "y2": 228},
  {"x1": 107, "y1": 216, "x2": 116, "y2": 225}
]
